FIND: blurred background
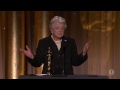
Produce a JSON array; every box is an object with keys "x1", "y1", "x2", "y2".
[{"x1": 0, "y1": 11, "x2": 120, "y2": 79}]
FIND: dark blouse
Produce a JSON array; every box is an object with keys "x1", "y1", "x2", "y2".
[{"x1": 27, "y1": 35, "x2": 88, "y2": 75}]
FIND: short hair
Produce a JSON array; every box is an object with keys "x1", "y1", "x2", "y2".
[{"x1": 49, "y1": 16, "x2": 67, "y2": 29}]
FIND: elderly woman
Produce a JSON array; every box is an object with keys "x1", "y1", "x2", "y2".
[{"x1": 20, "y1": 16, "x2": 91, "y2": 75}]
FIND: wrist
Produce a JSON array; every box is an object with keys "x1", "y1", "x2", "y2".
[{"x1": 30, "y1": 54, "x2": 34, "y2": 59}]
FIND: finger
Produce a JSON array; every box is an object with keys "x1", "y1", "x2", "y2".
[
  {"x1": 87, "y1": 41, "x2": 91, "y2": 46},
  {"x1": 26, "y1": 45, "x2": 30, "y2": 50},
  {"x1": 84, "y1": 41, "x2": 91, "y2": 49}
]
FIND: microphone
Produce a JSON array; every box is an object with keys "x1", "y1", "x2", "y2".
[{"x1": 62, "y1": 39, "x2": 67, "y2": 75}]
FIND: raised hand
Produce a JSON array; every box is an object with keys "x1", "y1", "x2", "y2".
[
  {"x1": 20, "y1": 45, "x2": 34, "y2": 59},
  {"x1": 82, "y1": 41, "x2": 91, "y2": 56}
]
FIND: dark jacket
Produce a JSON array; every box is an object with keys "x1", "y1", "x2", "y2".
[{"x1": 27, "y1": 35, "x2": 88, "y2": 75}]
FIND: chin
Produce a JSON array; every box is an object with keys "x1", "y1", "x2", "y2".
[{"x1": 57, "y1": 36, "x2": 63, "y2": 39}]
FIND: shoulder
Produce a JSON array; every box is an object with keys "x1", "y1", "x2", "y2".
[
  {"x1": 38, "y1": 36, "x2": 50, "y2": 44},
  {"x1": 40, "y1": 36, "x2": 49, "y2": 41}
]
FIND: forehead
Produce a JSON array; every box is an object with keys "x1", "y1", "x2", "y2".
[{"x1": 52, "y1": 21, "x2": 65, "y2": 27}]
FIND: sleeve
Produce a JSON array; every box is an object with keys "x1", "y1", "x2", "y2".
[
  {"x1": 71, "y1": 39, "x2": 88, "y2": 66},
  {"x1": 27, "y1": 40, "x2": 44, "y2": 67}
]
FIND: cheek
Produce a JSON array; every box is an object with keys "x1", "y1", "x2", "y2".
[
  {"x1": 52, "y1": 31, "x2": 57, "y2": 35},
  {"x1": 61, "y1": 31, "x2": 64, "y2": 34}
]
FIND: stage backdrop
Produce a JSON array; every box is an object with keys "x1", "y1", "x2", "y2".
[{"x1": 0, "y1": 11, "x2": 120, "y2": 79}]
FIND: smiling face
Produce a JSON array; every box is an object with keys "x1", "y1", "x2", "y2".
[{"x1": 50, "y1": 21, "x2": 65, "y2": 40}]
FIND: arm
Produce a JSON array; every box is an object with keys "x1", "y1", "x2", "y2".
[
  {"x1": 27, "y1": 40, "x2": 44, "y2": 67},
  {"x1": 71, "y1": 40, "x2": 91, "y2": 66}
]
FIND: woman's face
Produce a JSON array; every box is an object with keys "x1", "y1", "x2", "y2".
[{"x1": 51, "y1": 21, "x2": 65, "y2": 39}]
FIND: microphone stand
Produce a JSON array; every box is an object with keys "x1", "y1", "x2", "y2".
[{"x1": 62, "y1": 46, "x2": 65, "y2": 75}]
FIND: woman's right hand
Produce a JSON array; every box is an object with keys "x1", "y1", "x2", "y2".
[{"x1": 20, "y1": 45, "x2": 34, "y2": 59}]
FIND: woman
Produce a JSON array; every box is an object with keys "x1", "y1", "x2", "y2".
[{"x1": 20, "y1": 16, "x2": 91, "y2": 75}]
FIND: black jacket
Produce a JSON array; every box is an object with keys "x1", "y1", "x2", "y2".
[{"x1": 27, "y1": 35, "x2": 88, "y2": 75}]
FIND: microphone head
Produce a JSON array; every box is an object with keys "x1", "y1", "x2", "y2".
[
  {"x1": 63, "y1": 39, "x2": 67, "y2": 48},
  {"x1": 64, "y1": 40, "x2": 67, "y2": 42}
]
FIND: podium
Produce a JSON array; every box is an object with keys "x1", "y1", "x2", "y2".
[{"x1": 18, "y1": 74, "x2": 109, "y2": 79}]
